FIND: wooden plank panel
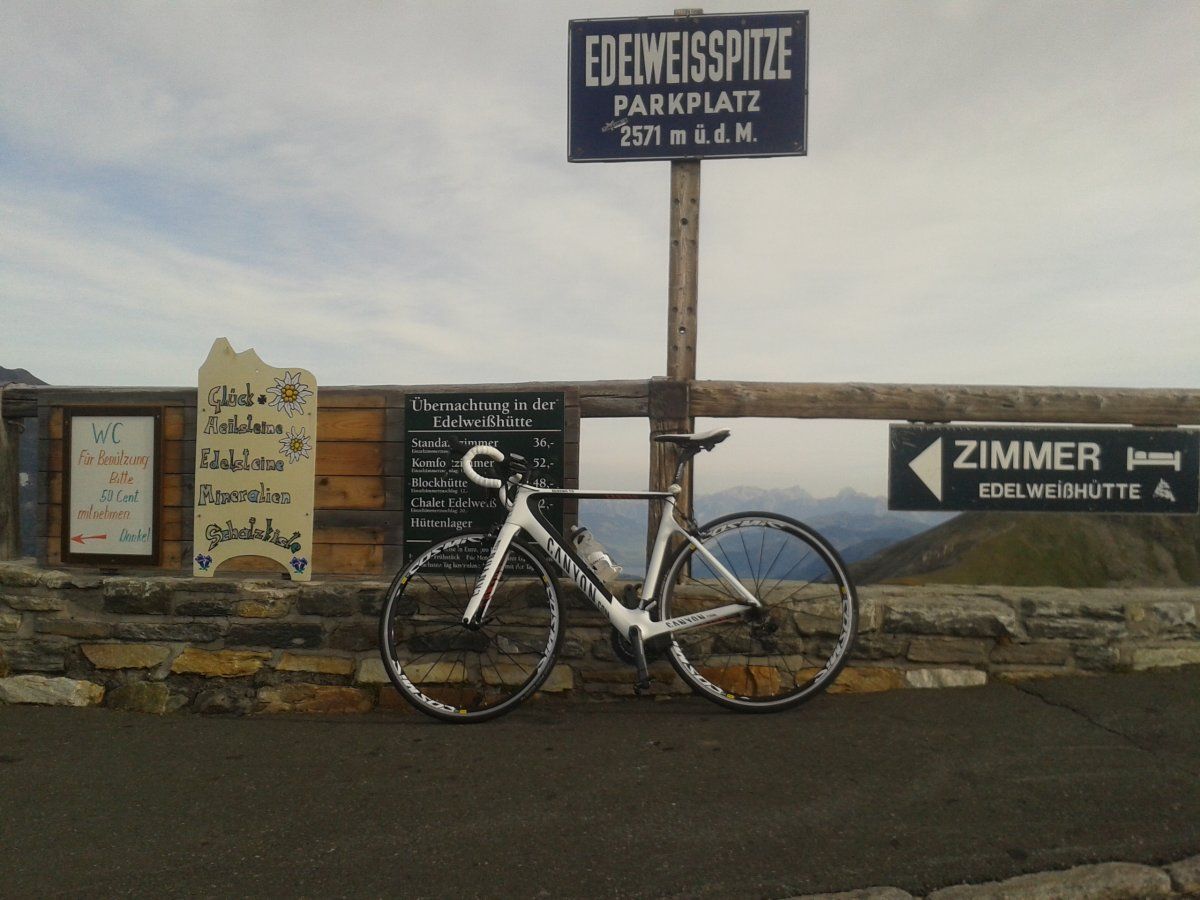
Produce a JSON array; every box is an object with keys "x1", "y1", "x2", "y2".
[
  {"x1": 0, "y1": 388, "x2": 36, "y2": 418},
  {"x1": 687, "y1": 381, "x2": 1200, "y2": 426},
  {"x1": 166, "y1": 441, "x2": 190, "y2": 475},
  {"x1": 384, "y1": 405, "x2": 406, "y2": 443},
  {"x1": 49, "y1": 408, "x2": 63, "y2": 440},
  {"x1": 315, "y1": 475, "x2": 384, "y2": 509},
  {"x1": 317, "y1": 409, "x2": 384, "y2": 442},
  {"x1": 317, "y1": 389, "x2": 387, "y2": 408},
  {"x1": 314, "y1": 543, "x2": 383, "y2": 574},
  {"x1": 315, "y1": 441, "x2": 386, "y2": 476},
  {"x1": 163, "y1": 475, "x2": 188, "y2": 508},
  {"x1": 382, "y1": 445, "x2": 407, "y2": 476},
  {"x1": 7, "y1": 381, "x2": 654, "y2": 419},
  {"x1": 162, "y1": 541, "x2": 185, "y2": 570},
  {"x1": 383, "y1": 544, "x2": 406, "y2": 573},
  {"x1": 313, "y1": 508, "x2": 402, "y2": 529},
  {"x1": 383, "y1": 478, "x2": 405, "y2": 510},
  {"x1": 164, "y1": 407, "x2": 185, "y2": 441},
  {"x1": 28, "y1": 389, "x2": 193, "y2": 407},
  {"x1": 314, "y1": 526, "x2": 386, "y2": 545}
]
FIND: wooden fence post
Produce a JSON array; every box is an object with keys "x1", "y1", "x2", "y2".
[
  {"x1": 648, "y1": 152, "x2": 702, "y2": 558},
  {"x1": 0, "y1": 391, "x2": 21, "y2": 560}
]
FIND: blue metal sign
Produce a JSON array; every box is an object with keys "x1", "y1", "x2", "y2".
[{"x1": 569, "y1": 11, "x2": 808, "y2": 162}]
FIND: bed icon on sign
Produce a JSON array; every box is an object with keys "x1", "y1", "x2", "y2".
[{"x1": 1127, "y1": 449, "x2": 1182, "y2": 472}]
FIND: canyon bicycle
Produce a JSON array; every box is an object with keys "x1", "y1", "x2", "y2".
[{"x1": 378, "y1": 429, "x2": 858, "y2": 722}]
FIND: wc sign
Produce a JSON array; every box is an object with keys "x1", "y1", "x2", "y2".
[{"x1": 889, "y1": 425, "x2": 1199, "y2": 514}]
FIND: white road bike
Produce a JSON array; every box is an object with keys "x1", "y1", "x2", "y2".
[{"x1": 378, "y1": 429, "x2": 858, "y2": 722}]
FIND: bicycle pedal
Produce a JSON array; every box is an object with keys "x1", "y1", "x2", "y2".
[{"x1": 633, "y1": 678, "x2": 652, "y2": 695}]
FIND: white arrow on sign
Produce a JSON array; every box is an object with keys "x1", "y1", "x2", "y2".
[{"x1": 909, "y1": 437, "x2": 943, "y2": 501}]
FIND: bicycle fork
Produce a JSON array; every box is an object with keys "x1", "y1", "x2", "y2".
[{"x1": 461, "y1": 523, "x2": 521, "y2": 627}]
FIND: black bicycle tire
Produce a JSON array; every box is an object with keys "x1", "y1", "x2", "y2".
[
  {"x1": 378, "y1": 532, "x2": 563, "y2": 723},
  {"x1": 658, "y1": 511, "x2": 858, "y2": 713}
]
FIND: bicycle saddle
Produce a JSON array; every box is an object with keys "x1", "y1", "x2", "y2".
[{"x1": 652, "y1": 428, "x2": 731, "y2": 451}]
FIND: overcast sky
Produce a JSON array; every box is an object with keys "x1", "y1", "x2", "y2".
[{"x1": 1, "y1": 2, "x2": 1196, "y2": 494}]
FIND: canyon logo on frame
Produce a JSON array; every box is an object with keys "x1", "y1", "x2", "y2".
[{"x1": 193, "y1": 339, "x2": 317, "y2": 580}]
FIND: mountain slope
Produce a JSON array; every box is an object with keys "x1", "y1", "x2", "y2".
[
  {"x1": 0, "y1": 367, "x2": 46, "y2": 386},
  {"x1": 579, "y1": 488, "x2": 951, "y2": 577},
  {"x1": 853, "y1": 512, "x2": 1200, "y2": 587}
]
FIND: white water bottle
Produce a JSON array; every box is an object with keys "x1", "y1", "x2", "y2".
[{"x1": 570, "y1": 527, "x2": 623, "y2": 586}]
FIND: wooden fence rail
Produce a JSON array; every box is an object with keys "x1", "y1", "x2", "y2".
[
  {"x1": 3, "y1": 379, "x2": 1198, "y2": 565},
  {"x1": 4, "y1": 380, "x2": 1198, "y2": 424}
]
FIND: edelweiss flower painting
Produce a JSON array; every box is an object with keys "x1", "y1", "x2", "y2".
[
  {"x1": 266, "y1": 371, "x2": 313, "y2": 418},
  {"x1": 279, "y1": 426, "x2": 313, "y2": 463}
]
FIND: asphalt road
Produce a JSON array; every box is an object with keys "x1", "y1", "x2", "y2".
[{"x1": 2, "y1": 669, "x2": 1198, "y2": 899}]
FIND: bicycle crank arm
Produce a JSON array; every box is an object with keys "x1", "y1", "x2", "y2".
[{"x1": 628, "y1": 626, "x2": 651, "y2": 694}]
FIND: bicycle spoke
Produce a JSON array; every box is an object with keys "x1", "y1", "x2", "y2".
[
  {"x1": 663, "y1": 516, "x2": 857, "y2": 710},
  {"x1": 380, "y1": 535, "x2": 560, "y2": 721}
]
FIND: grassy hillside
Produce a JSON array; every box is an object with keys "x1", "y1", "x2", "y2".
[{"x1": 853, "y1": 513, "x2": 1200, "y2": 587}]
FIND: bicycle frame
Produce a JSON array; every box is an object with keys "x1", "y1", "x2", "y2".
[{"x1": 459, "y1": 483, "x2": 762, "y2": 644}]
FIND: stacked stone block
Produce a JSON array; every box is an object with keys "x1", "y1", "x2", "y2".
[{"x1": 1, "y1": 561, "x2": 1198, "y2": 714}]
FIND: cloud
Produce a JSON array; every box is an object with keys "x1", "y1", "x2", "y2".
[{"x1": 0, "y1": 1, "x2": 1196, "y2": 493}]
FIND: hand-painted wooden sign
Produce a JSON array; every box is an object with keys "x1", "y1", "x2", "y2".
[
  {"x1": 63, "y1": 408, "x2": 161, "y2": 565},
  {"x1": 193, "y1": 339, "x2": 317, "y2": 579}
]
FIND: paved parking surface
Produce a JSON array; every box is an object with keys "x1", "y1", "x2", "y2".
[{"x1": 2, "y1": 669, "x2": 1198, "y2": 898}]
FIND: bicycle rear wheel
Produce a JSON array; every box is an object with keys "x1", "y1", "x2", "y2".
[
  {"x1": 379, "y1": 533, "x2": 562, "y2": 722},
  {"x1": 660, "y1": 512, "x2": 857, "y2": 712}
]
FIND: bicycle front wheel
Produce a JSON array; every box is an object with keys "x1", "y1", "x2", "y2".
[
  {"x1": 379, "y1": 533, "x2": 562, "y2": 723},
  {"x1": 660, "y1": 513, "x2": 858, "y2": 712}
]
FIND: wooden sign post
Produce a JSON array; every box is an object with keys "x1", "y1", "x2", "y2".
[
  {"x1": 649, "y1": 154, "x2": 702, "y2": 544},
  {"x1": 0, "y1": 392, "x2": 19, "y2": 560},
  {"x1": 650, "y1": 9, "x2": 705, "y2": 546},
  {"x1": 567, "y1": 7, "x2": 809, "y2": 547}
]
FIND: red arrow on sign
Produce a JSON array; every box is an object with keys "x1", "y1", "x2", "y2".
[{"x1": 71, "y1": 533, "x2": 108, "y2": 545}]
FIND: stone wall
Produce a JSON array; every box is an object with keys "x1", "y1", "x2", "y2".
[{"x1": 1, "y1": 560, "x2": 1197, "y2": 714}]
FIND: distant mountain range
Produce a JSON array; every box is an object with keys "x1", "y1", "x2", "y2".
[
  {"x1": 852, "y1": 511, "x2": 1200, "y2": 587},
  {"x1": 579, "y1": 487, "x2": 952, "y2": 577},
  {"x1": 0, "y1": 367, "x2": 46, "y2": 386}
]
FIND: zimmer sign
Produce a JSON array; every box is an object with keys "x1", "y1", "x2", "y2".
[
  {"x1": 568, "y1": 11, "x2": 808, "y2": 161},
  {"x1": 890, "y1": 425, "x2": 1200, "y2": 514}
]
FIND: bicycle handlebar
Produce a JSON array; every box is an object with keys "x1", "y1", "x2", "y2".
[{"x1": 460, "y1": 445, "x2": 505, "y2": 490}]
